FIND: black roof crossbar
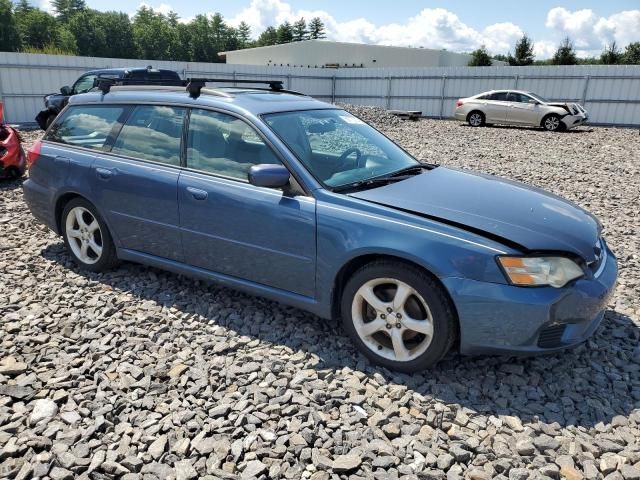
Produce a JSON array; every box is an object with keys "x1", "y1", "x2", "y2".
[
  {"x1": 94, "y1": 75, "x2": 297, "y2": 98},
  {"x1": 94, "y1": 75, "x2": 184, "y2": 94},
  {"x1": 186, "y1": 78, "x2": 284, "y2": 98}
]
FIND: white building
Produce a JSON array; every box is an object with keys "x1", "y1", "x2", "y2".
[{"x1": 219, "y1": 40, "x2": 494, "y2": 68}]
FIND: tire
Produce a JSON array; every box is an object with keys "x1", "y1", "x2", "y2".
[
  {"x1": 4, "y1": 167, "x2": 22, "y2": 180},
  {"x1": 467, "y1": 111, "x2": 485, "y2": 127},
  {"x1": 45, "y1": 113, "x2": 57, "y2": 130},
  {"x1": 61, "y1": 198, "x2": 118, "y2": 272},
  {"x1": 542, "y1": 114, "x2": 563, "y2": 132},
  {"x1": 341, "y1": 260, "x2": 456, "y2": 372}
]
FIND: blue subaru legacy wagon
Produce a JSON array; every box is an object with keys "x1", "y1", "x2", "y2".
[{"x1": 23, "y1": 81, "x2": 617, "y2": 372}]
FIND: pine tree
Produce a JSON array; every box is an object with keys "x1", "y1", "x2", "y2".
[
  {"x1": 238, "y1": 21, "x2": 251, "y2": 47},
  {"x1": 468, "y1": 46, "x2": 492, "y2": 66},
  {"x1": 308, "y1": 17, "x2": 325, "y2": 39},
  {"x1": 292, "y1": 17, "x2": 307, "y2": 42},
  {"x1": 600, "y1": 42, "x2": 622, "y2": 64},
  {"x1": 276, "y1": 21, "x2": 293, "y2": 44},
  {"x1": 0, "y1": 0, "x2": 21, "y2": 52},
  {"x1": 508, "y1": 34, "x2": 534, "y2": 66},
  {"x1": 552, "y1": 37, "x2": 578, "y2": 65},
  {"x1": 52, "y1": 0, "x2": 86, "y2": 22},
  {"x1": 623, "y1": 42, "x2": 640, "y2": 64},
  {"x1": 257, "y1": 26, "x2": 278, "y2": 46}
]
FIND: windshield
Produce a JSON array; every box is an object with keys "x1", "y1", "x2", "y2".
[
  {"x1": 263, "y1": 109, "x2": 419, "y2": 188},
  {"x1": 528, "y1": 92, "x2": 549, "y2": 103}
]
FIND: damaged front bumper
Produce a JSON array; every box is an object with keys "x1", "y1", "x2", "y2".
[{"x1": 561, "y1": 103, "x2": 589, "y2": 129}]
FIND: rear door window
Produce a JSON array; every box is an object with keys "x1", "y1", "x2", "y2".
[
  {"x1": 111, "y1": 105, "x2": 186, "y2": 166},
  {"x1": 45, "y1": 105, "x2": 125, "y2": 150},
  {"x1": 489, "y1": 92, "x2": 508, "y2": 101}
]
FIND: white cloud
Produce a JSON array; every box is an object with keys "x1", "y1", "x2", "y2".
[
  {"x1": 135, "y1": 2, "x2": 175, "y2": 16},
  {"x1": 545, "y1": 7, "x2": 640, "y2": 57},
  {"x1": 228, "y1": 1, "x2": 522, "y2": 54},
  {"x1": 40, "y1": 0, "x2": 55, "y2": 14}
]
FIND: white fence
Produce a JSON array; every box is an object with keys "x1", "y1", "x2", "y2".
[{"x1": 1, "y1": 52, "x2": 639, "y2": 126}]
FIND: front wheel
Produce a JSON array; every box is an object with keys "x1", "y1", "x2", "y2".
[
  {"x1": 62, "y1": 198, "x2": 118, "y2": 272},
  {"x1": 542, "y1": 114, "x2": 563, "y2": 132},
  {"x1": 341, "y1": 260, "x2": 456, "y2": 372}
]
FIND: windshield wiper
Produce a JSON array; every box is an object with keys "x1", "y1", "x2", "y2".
[{"x1": 332, "y1": 164, "x2": 428, "y2": 193}]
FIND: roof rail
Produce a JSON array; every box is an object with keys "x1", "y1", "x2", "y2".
[
  {"x1": 94, "y1": 75, "x2": 298, "y2": 98},
  {"x1": 185, "y1": 78, "x2": 283, "y2": 98}
]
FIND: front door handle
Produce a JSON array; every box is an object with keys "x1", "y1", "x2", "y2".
[
  {"x1": 95, "y1": 167, "x2": 114, "y2": 179},
  {"x1": 186, "y1": 187, "x2": 208, "y2": 200}
]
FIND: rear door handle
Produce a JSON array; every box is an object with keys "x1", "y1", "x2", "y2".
[
  {"x1": 186, "y1": 187, "x2": 208, "y2": 200},
  {"x1": 95, "y1": 167, "x2": 114, "y2": 180}
]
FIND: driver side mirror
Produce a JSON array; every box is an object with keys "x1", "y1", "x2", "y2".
[
  {"x1": 528, "y1": 98, "x2": 539, "y2": 104},
  {"x1": 248, "y1": 164, "x2": 290, "y2": 188},
  {"x1": 60, "y1": 86, "x2": 72, "y2": 96}
]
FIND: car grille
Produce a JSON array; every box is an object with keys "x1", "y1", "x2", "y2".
[{"x1": 537, "y1": 324, "x2": 566, "y2": 348}]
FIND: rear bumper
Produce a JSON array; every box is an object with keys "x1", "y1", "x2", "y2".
[
  {"x1": 443, "y1": 243, "x2": 617, "y2": 356},
  {"x1": 23, "y1": 178, "x2": 59, "y2": 233}
]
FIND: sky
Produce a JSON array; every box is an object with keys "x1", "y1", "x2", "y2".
[{"x1": 40, "y1": 0, "x2": 640, "y2": 58}]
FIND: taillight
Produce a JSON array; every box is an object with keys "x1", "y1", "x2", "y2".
[
  {"x1": 456, "y1": 100, "x2": 464, "y2": 107},
  {"x1": 27, "y1": 140, "x2": 41, "y2": 168}
]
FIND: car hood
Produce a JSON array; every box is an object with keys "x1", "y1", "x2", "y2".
[{"x1": 349, "y1": 167, "x2": 600, "y2": 261}]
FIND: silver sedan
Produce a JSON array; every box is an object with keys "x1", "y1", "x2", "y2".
[{"x1": 454, "y1": 90, "x2": 588, "y2": 131}]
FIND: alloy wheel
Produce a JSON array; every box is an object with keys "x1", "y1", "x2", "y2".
[
  {"x1": 469, "y1": 113, "x2": 483, "y2": 127},
  {"x1": 65, "y1": 206, "x2": 103, "y2": 264},
  {"x1": 544, "y1": 116, "x2": 560, "y2": 131},
  {"x1": 351, "y1": 278, "x2": 434, "y2": 362}
]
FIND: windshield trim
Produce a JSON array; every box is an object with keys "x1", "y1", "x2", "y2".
[{"x1": 260, "y1": 108, "x2": 424, "y2": 192}]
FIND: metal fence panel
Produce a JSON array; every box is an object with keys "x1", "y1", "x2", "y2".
[{"x1": 1, "y1": 52, "x2": 639, "y2": 126}]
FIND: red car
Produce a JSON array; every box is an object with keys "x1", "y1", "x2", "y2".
[{"x1": 0, "y1": 123, "x2": 26, "y2": 179}]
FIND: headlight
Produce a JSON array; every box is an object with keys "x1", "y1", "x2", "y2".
[{"x1": 498, "y1": 256, "x2": 584, "y2": 288}]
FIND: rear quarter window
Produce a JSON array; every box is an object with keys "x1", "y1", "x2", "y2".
[{"x1": 45, "y1": 105, "x2": 125, "y2": 150}]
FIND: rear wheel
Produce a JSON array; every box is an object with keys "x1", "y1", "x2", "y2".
[
  {"x1": 62, "y1": 198, "x2": 118, "y2": 272},
  {"x1": 341, "y1": 260, "x2": 456, "y2": 372},
  {"x1": 467, "y1": 111, "x2": 485, "y2": 127}
]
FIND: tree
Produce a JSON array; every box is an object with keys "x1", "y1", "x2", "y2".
[
  {"x1": 188, "y1": 14, "x2": 215, "y2": 62},
  {"x1": 276, "y1": 21, "x2": 293, "y2": 44},
  {"x1": 66, "y1": 10, "x2": 108, "y2": 57},
  {"x1": 600, "y1": 42, "x2": 623, "y2": 64},
  {"x1": 623, "y1": 42, "x2": 640, "y2": 64},
  {"x1": 56, "y1": 25, "x2": 78, "y2": 54},
  {"x1": 292, "y1": 17, "x2": 307, "y2": 42},
  {"x1": 308, "y1": 17, "x2": 325, "y2": 39},
  {"x1": 468, "y1": 46, "x2": 492, "y2": 66},
  {"x1": 509, "y1": 34, "x2": 534, "y2": 65},
  {"x1": 15, "y1": 7, "x2": 59, "y2": 49},
  {"x1": 0, "y1": 0, "x2": 21, "y2": 52},
  {"x1": 552, "y1": 37, "x2": 577, "y2": 65},
  {"x1": 132, "y1": 6, "x2": 174, "y2": 59},
  {"x1": 257, "y1": 26, "x2": 278, "y2": 46},
  {"x1": 238, "y1": 21, "x2": 251, "y2": 47},
  {"x1": 51, "y1": 0, "x2": 86, "y2": 22},
  {"x1": 98, "y1": 11, "x2": 136, "y2": 59}
]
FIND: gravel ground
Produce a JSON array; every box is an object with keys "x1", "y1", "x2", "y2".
[{"x1": 1, "y1": 112, "x2": 639, "y2": 480}]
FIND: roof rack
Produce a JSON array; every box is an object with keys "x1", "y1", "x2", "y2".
[
  {"x1": 94, "y1": 75, "x2": 303, "y2": 98},
  {"x1": 185, "y1": 78, "x2": 283, "y2": 98}
]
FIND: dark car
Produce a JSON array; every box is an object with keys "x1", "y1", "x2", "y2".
[{"x1": 35, "y1": 67, "x2": 182, "y2": 130}]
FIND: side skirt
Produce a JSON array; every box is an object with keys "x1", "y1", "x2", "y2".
[{"x1": 117, "y1": 248, "x2": 328, "y2": 318}]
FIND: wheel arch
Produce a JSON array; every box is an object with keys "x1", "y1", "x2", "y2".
[
  {"x1": 540, "y1": 111, "x2": 566, "y2": 128},
  {"x1": 330, "y1": 253, "x2": 460, "y2": 347},
  {"x1": 466, "y1": 109, "x2": 485, "y2": 124}
]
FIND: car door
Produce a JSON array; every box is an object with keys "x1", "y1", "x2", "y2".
[
  {"x1": 482, "y1": 92, "x2": 509, "y2": 123},
  {"x1": 178, "y1": 108, "x2": 316, "y2": 297},
  {"x1": 506, "y1": 92, "x2": 540, "y2": 126},
  {"x1": 90, "y1": 104, "x2": 186, "y2": 261}
]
